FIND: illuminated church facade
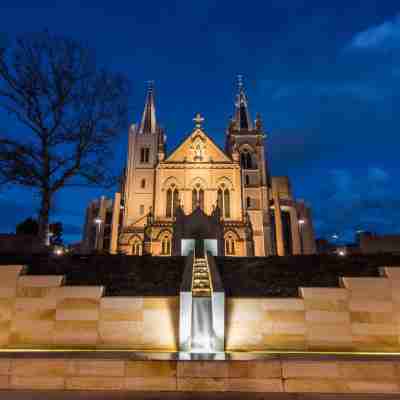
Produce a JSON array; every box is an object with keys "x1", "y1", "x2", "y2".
[{"x1": 83, "y1": 81, "x2": 316, "y2": 257}]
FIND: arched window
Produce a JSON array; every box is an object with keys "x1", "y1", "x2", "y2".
[
  {"x1": 240, "y1": 153, "x2": 246, "y2": 168},
  {"x1": 217, "y1": 186, "x2": 231, "y2": 218},
  {"x1": 240, "y1": 149, "x2": 257, "y2": 169},
  {"x1": 161, "y1": 235, "x2": 171, "y2": 255},
  {"x1": 166, "y1": 189, "x2": 172, "y2": 217},
  {"x1": 246, "y1": 197, "x2": 251, "y2": 208},
  {"x1": 199, "y1": 189, "x2": 204, "y2": 210},
  {"x1": 166, "y1": 187, "x2": 179, "y2": 217},
  {"x1": 141, "y1": 179, "x2": 146, "y2": 188},
  {"x1": 245, "y1": 175, "x2": 250, "y2": 186},
  {"x1": 192, "y1": 187, "x2": 205, "y2": 211},
  {"x1": 173, "y1": 189, "x2": 179, "y2": 216},
  {"x1": 217, "y1": 188, "x2": 223, "y2": 211},
  {"x1": 192, "y1": 189, "x2": 197, "y2": 211},
  {"x1": 225, "y1": 236, "x2": 235, "y2": 255},
  {"x1": 224, "y1": 189, "x2": 230, "y2": 218},
  {"x1": 133, "y1": 240, "x2": 142, "y2": 255},
  {"x1": 246, "y1": 153, "x2": 252, "y2": 169}
]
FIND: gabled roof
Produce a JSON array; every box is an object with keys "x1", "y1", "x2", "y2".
[{"x1": 164, "y1": 128, "x2": 232, "y2": 163}]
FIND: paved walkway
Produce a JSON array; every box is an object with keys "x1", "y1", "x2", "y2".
[{"x1": 1, "y1": 392, "x2": 399, "y2": 399}]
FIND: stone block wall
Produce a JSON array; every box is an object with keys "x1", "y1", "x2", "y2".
[
  {"x1": 1, "y1": 264, "x2": 400, "y2": 352},
  {"x1": 0, "y1": 265, "x2": 178, "y2": 350},
  {"x1": 225, "y1": 266, "x2": 400, "y2": 352},
  {"x1": 1, "y1": 357, "x2": 400, "y2": 393}
]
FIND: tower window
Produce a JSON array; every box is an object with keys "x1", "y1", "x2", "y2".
[
  {"x1": 140, "y1": 148, "x2": 150, "y2": 163},
  {"x1": 141, "y1": 179, "x2": 146, "y2": 188},
  {"x1": 246, "y1": 197, "x2": 251, "y2": 208},
  {"x1": 240, "y1": 150, "x2": 256, "y2": 169},
  {"x1": 245, "y1": 175, "x2": 250, "y2": 185}
]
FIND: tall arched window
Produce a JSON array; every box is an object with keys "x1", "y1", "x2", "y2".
[
  {"x1": 161, "y1": 235, "x2": 171, "y2": 255},
  {"x1": 166, "y1": 187, "x2": 179, "y2": 217},
  {"x1": 224, "y1": 189, "x2": 230, "y2": 218},
  {"x1": 240, "y1": 153, "x2": 246, "y2": 168},
  {"x1": 240, "y1": 149, "x2": 257, "y2": 169},
  {"x1": 246, "y1": 196, "x2": 251, "y2": 208},
  {"x1": 246, "y1": 153, "x2": 252, "y2": 169},
  {"x1": 192, "y1": 187, "x2": 205, "y2": 211},
  {"x1": 199, "y1": 189, "x2": 204, "y2": 210},
  {"x1": 141, "y1": 179, "x2": 146, "y2": 188},
  {"x1": 225, "y1": 235, "x2": 235, "y2": 255},
  {"x1": 217, "y1": 188, "x2": 223, "y2": 212},
  {"x1": 245, "y1": 175, "x2": 250, "y2": 185},
  {"x1": 166, "y1": 189, "x2": 172, "y2": 217},
  {"x1": 173, "y1": 189, "x2": 179, "y2": 215},
  {"x1": 133, "y1": 240, "x2": 142, "y2": 255},
  {"x1": 217, "y1": 186, "x2": 231, "y2": 218}
]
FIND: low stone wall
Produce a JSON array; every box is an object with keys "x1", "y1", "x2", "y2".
[
  {"x1": 0, "y1": 266, "x2": 178, "y2": 350},
  {"x1": 0, "y1": 356, "x2": 400, "y2": 393},
  {"x1": 1, "y1": 264, "x2": 400, "y2": 352},
  {"x1": 226, "y1": 267, "x2": 400, "y2": 352}
]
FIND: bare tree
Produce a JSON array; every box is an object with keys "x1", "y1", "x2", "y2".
[{"x1": 0, "y1": 32, "x2": 129, "y2": 243}]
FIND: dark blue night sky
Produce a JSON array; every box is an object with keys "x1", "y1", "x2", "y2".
[{"x1": 1, "y1": 1, "x2": 399, "y2": 244}]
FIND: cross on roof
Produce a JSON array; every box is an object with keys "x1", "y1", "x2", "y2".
[{"x1": 193, "y1": 112, "x2": 204, "y2": 128}]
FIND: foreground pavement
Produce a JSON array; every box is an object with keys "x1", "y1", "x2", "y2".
[{"x1": 1, "y1": 392, "x2": 400, "y2": 399}]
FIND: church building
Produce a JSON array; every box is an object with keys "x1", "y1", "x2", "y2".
[{"x1": 82, "y1": 80, "x2": 316, "y2": 257}]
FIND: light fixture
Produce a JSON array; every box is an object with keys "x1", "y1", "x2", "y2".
[
  {"x1": 338, "y1": 250, "x2": 345, "y2": 256},
  {"x1": 94, "y1": 217, "x2": 102, "y2": 225},
  {"x1": 298, "y1": 219, "x2": 305, "y2": 225},
  {"x1": 54, "y1": 248, "x2": 63, "y2": 256}
]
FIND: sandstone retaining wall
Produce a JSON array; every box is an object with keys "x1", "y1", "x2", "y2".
[
  {"x1": 1, "y1": 265, "x2": 400, "y2": 352},
  {"x1": 0, "y1": 356, "x2": 400, "y2": 393}
]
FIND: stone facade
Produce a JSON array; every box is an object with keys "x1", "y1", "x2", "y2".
[{"x1": 83, "y1": 81, "x2": 316, "y2": 257}]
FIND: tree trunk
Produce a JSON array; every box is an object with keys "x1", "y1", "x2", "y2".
[{"x1": 38, "y1": 188, "x2": 51, "y2": 246}]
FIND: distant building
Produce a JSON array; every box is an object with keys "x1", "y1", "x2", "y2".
[
  {"x1": 0, "y1": 234, "x2": 44, "y2": 254},
  {"x1": 81, "y1": 196, "x2": 114, "y2": 253},
  {"x1": 83, "y1": 80, "x2": 316, "y2": 256},
  {"x1": 359, "y1": 232, "x2": 400, "y2": 255}
]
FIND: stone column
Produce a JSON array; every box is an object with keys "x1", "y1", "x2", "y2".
[
  {"x1": 290, "y1": 207, "x2": 301, "y2": 255},
  {"x1": 109, "y1": 192, "x2": 121, "y2": 254},
  {"x1": 273, "y1": 193, "x2": 285, "y2": 256}
]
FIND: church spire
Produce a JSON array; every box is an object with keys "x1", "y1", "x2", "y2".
[
  {"x1": 234, "y1": 75, "x2": 252, "y2": 131},
  {"x1": 139, "y1": 81, "x2": 157, "y2": 134}
]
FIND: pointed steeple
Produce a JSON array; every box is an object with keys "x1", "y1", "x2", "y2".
[
  {"x1": 139, "y1": 81, "x2": 157, "y2": 134},
  {"x1": 234, "y1": 75, "x2": 252, "y2": 131}
]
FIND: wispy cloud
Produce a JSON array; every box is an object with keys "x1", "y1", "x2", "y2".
[{"x1": 348, "y1": 15, "x2": 400, "y2": 50}]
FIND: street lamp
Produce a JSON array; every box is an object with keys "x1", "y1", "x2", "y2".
[
  {"x1": 298, "y1": 219, "x2": 305, "y2": 255},
  {"x1": 94, "y1": 217, "x2": 102, "y2": 251}
]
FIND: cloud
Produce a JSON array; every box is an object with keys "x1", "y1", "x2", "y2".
[
  {"x1": 348, "y1": 15, "x2": 400, "y2": 50},
  {"x1": 313, "y1": 167, "x2": 400, "y2": 241}
]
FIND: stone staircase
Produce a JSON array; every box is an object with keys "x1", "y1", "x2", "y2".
[{"x1": 191, "y1": 257, "x2": 212, "y2": 297}]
